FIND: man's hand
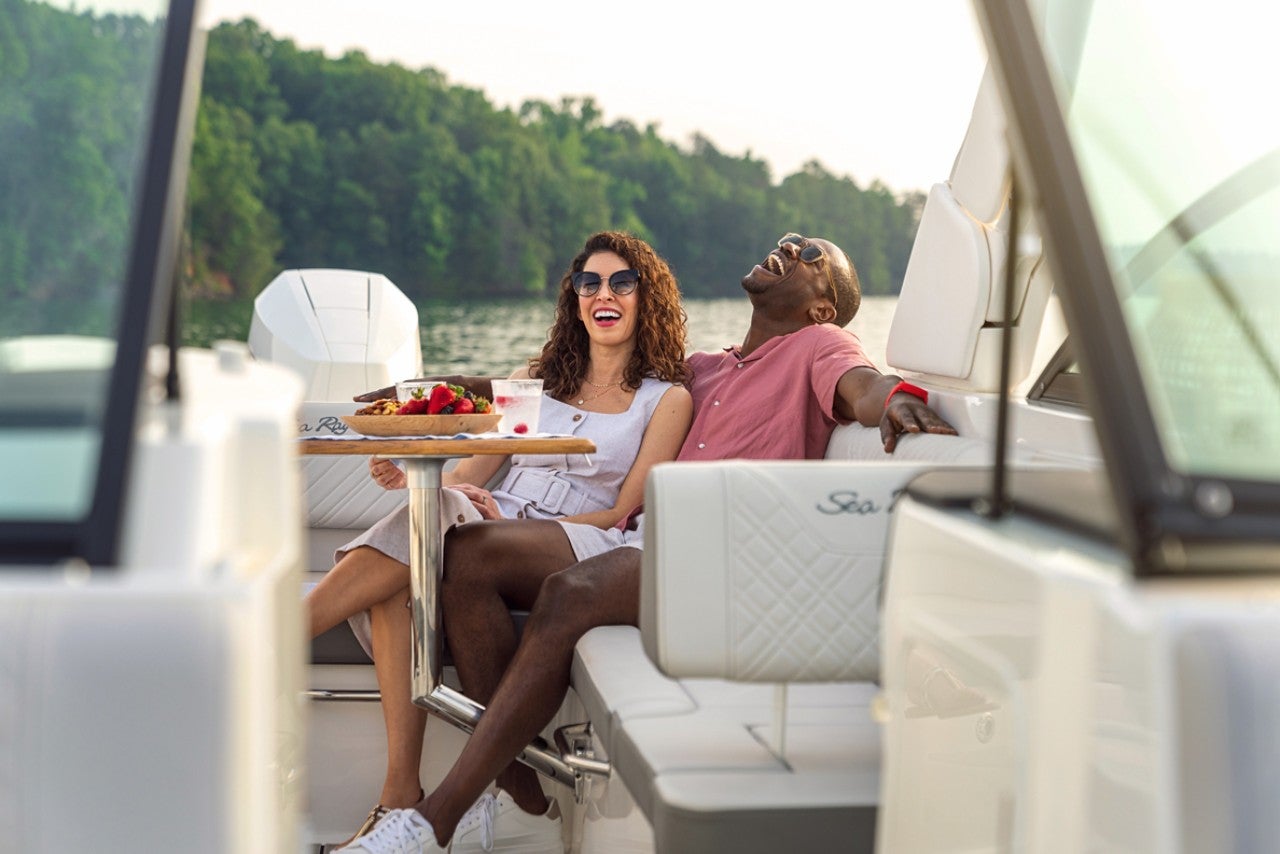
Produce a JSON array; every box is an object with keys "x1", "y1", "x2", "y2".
[
  {"x1": 354, "y1": 384, "x2": 396, "y2": 403},
  {"x1": 875, "y1": 396, "x2": 957, "y2": 453},
  {"x1": 879, "y1": 397, "x2": 957, "y2": 453},
  {"x1": 835, "y1": 367, "x2": 959, "y2": 451},
  {"x1": 353, "y1": 375, "x2": 496, "y2": 403}
]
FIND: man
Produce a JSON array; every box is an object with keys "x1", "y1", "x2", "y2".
[{"x1": 340, "y1": 234, "x2": 956, "y2": 852}]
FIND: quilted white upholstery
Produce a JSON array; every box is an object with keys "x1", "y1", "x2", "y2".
[
  {"x1": 641, "y1": 460, "x2": 931, "y2": 683},
  {"x1": 297, "y1": 401, "x2": 407, "y2": 529},
  {"x1": 302, "y1": 457, "x2": 405, "y2": 529}
]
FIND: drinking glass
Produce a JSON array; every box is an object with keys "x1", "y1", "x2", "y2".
[
  {"x1": 396, "y1": 380, "x2": 443, "y2": 401},
  {"x1": 490, "y1": 379, "x2": 544, "y2": 434}
]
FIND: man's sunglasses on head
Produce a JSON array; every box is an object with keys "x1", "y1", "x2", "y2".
[{"x1": 571, "y1": 268, "x2": 640, "y2": 297}]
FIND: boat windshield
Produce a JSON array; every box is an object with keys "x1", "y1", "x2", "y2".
[
  {"x1": 1037, "y1": 0, "x2": 1280, "y2": 483},
  {"x1": 0, "y1": 0, "x2": 196, "y2": 564}
]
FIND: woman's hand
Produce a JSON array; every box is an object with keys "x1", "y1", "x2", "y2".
[
  {"x1": 368, "y1": 457, "x2": 407, "y2": 491},
  {"x1": 450, "y1": 483, "x2": 504, "y2": 520}
]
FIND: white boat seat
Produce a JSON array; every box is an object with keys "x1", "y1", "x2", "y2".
[
  {"x1": 825, "y1": 423, "x2": 996, "y2": 465},
  {"x1": 573, "y1": 630, "x2": 878, "y2": 765},
  {"x1": 564, "y1": 459, "x2": 945, "y2": 852},
  {"x1": 573, "y1": 626, "x2": 880, "y2": 851},
  {"x1": 885, "y1": 67, "x2": 1056, "y2": 393},
  {"x1": 571, "y1": 625, "x2": 696, "y2": 750},
  {"x1": 617, "y1": 685, "x2": 881, "y2": 852},
  {"x1": 640, "y1": 460, "x2": 937, "y2": 682}
]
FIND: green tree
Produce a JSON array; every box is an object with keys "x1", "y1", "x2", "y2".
[
  {"x1": 186, "y1": 99, "x2": 280, "y2": 297},
  {"x1": 0, "y1": 2, "x2": 160, "y2": 333},
  {"x1": 176, "y1": 16, "x2": 925, "y2": 308}
]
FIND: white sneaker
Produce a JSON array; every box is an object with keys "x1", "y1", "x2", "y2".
[
  {"x1": 337, "y1": 807, "x2": 444, "y2": 853},
  {"x1": 451, "y1": 790, "x2": 564, "y2": 853}
]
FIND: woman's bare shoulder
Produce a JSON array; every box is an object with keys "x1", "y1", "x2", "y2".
[{"x1": 657, "y1": 383, "x2": 693, "y2": 411}]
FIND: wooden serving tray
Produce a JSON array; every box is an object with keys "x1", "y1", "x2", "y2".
[{"x1": 340, "y1": 413, "x2": 501, "y2": 436}]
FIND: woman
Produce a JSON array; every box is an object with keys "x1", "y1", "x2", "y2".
[{"x1": 305, "y1": 231, "x2": 692, "y2": 846}]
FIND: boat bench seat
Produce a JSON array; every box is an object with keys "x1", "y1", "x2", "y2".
[
  {"x1": 566, "y1": 439, "x2": 989, "y2": 853},
  {"x1": 573, "y1": 625, "x2": 882, "y2": 852}
]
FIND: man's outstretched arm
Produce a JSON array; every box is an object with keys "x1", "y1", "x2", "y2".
[
  {"x1": 833, "y1": 366, "x2": 958, "y2": 452},
  {"x1": 353, "y1": 375, "x2": 495, "y2": 402}
]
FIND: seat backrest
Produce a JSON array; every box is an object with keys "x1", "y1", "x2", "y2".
[
  {"x1": 886, "y1": 67, "x2": 1056, "y2": 392},
  {"x1": 640, "y1": 460, "x2": 938, "y2": 683}
]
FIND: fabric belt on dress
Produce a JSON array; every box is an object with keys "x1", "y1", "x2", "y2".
[{"x1": 503, "y1": 468, "x2": 598, "y2": 516}]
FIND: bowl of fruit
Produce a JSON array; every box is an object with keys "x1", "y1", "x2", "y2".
[{"x1": 341, "y1": 383, "x2": 500, "y2": 436}]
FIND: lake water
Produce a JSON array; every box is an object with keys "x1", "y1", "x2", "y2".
[
  {"x1": 187, "y1": 295, "x2": 898, "y2": 375},
  {"x1": 420, "y1": 295, "x2": 898, "y2": 376}
]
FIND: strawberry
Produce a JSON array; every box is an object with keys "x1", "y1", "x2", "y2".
[
  {"x1": 396, "y1": 396, "x2": 429, "y2": 415},
  {"x1": 513, "y1": 423, "x2": 529, "y2": 434},
  {"x1": 427, "y1": 384, "x2": 457, "y2": 414},
  {"x1": 453, "y1": 397, "x2": 475, "y2": 415},
  {"x1": 460, "y1": 389, "x2": 492, "y2": 412}
]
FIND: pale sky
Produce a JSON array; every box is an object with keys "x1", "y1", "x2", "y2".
[{"x1": 194, "y1": 1, "x2": 988, "y2": 194}]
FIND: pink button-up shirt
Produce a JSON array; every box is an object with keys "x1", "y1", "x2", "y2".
[{"x1": 677, "y1": 324, "x2": 874, "y2": 462}]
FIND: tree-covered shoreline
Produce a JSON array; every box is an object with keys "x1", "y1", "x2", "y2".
[
  {"x1": 191, "y1": 19, "x2": 926, "y2": 303},
  {"x1": 2, "y1": 6, "x2": 927, "y2": 334}
]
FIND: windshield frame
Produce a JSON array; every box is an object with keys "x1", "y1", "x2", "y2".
[
  {"x1": 0, "y1": 0, "x2": 204, "y2": 567},
  {"x1": 974, "y1": 0, "x2": 1280, "y2": 573}
]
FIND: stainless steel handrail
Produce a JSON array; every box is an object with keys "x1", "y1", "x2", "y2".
[
  {"x1": 305, "y1": 689, "x2": 382, "y2": 702},
  {"x1": 304, "y1": 683, "x2": 606, "y2": 792},
  {"x1": 424, "y1": 684, "x2": 597, "y2": 792}
]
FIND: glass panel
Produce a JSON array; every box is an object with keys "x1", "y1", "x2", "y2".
[
  {"x1": 0, "y1": 1, "x2": 168, "y2": 520},
  {"x1": 1038, "y1": 1, "x2": 1280, "y2": 482}
]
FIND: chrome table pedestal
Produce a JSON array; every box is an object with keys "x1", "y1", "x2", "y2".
[{"x1": 301, "y1": 436, "x2": 609, "y2": 789}]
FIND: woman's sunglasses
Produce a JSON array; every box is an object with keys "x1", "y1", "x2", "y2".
[
  {"x1": 778, "y1": 233, "x2": 837, "y2": 311},
  {"x1": 571, "y1": 268, "x2": 640, "y2": 297}
]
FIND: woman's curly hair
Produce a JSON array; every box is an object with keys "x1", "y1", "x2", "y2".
[{"x1": 530, "y1": 231, "x2": 690, "y2": 399}]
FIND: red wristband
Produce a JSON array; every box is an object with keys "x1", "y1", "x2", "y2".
[{"x1": 884, "y1": 380, "x2": 928, "y2": 410}]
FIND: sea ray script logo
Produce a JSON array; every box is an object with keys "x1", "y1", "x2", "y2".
[
  {"x1": 816, "y1": 488, "x2": 905, "y2": 516},
  {"x1": 299, "y1": 415, "x2": 349, "y2": 435}
]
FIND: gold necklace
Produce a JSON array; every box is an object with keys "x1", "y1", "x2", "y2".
[
  {"x1": 583, "y1": 374, "x2": 624, "y2": 389},
  {"x1": 576, "y1": 379, "x2": 623, "y2": 406}
]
